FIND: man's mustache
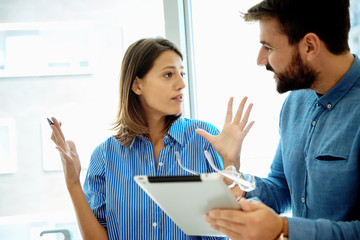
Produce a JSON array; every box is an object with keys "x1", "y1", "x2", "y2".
[{"x1": 266, "y1": 63, "x2": 274, "y2": 72}]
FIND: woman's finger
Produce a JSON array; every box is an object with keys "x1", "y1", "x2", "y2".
[
  {"x1": 239, "y1": 103, "x2": 253, "y2": 130},
  {"x1": 195, "y1": 128, "x2": 215, "y2": 144},
  {"x1": 51, "y1": 117, "x2": 65, "y2": 141},
  {"x1": 233, "y1": 97, "x2": 248, "y2": 125},
  {"x1": 243, "y1": 120, "x2": 255, "y2": 135},
  {"x1": 50, "y1": 122, "x2": 67, "y2": 151},
  {"x1": 224, "y1": 97, "x2": 234, "y2": 125}
]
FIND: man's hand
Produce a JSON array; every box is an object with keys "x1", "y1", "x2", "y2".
[{"x1": 205, "y1": 198, "x2": 283, "y2": 240}]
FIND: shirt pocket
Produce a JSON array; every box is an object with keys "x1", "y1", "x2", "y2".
[{"x1": 315, "y1": 154, "x2": 347, "y2": 161}]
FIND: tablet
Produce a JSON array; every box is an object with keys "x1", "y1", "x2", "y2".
[{"x1": 134, "y1": 173, "x2": 240, "y2": 236}]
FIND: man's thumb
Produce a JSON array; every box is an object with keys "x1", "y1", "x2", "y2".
[{"x1": 239, "y1": 198, "x2": 260, "y2": 212}]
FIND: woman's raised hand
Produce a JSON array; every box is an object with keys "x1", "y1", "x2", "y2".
[
  {"x1": 49, "y1": 117, "x2": 81, "y2": 189},
  {"x1": 195, "y1": 97, "x2": 254, "y2": 169}
]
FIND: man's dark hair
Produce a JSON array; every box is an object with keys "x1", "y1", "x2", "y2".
[{"x1": 242, "y1": 0, "x2": 350, "y2": 54}]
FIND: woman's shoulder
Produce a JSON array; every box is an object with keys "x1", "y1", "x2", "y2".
[
  {"x1": 93, "y1": 136, "x2": 124, "y2": 153},
  {"x1": 177, "y1": 117, "x2": 219, "y2": 134}
]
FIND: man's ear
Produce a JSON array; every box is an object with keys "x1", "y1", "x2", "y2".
[
  {"x1": 131, "y1": 77, "x2": 142, "y2": 95},
  {"x1": 301, "y1": 33, "x2": 321, "y2": 62}
]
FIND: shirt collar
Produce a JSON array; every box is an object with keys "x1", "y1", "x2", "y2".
[
  {"x1": 167, "y1": 118, "x2": 185, "y2": 147},
  {"x1": 128, "y1": 117, "x2": 185, "y2": 149},
  {"x1": 128, "y1": 135, "x2": 139, "y2": 149},
  {"x1": 316, "y1": 54, "x2": 360, "y2": 110}
]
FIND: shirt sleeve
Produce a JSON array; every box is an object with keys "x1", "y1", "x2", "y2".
[
  {"x1": 246, "y1": 141, "x2": 291, "y2": 214},
  {"x1": 200, "y1": 236, "x2": 229, "y2": 240},
  {"x1": 287, "y1": 217, "x2": 360, "y2": 240},
  {"x1": 201, "y1": 123, "x2": 224, "y2": 171},
  {"x1": 83, "y1": 144, "x2": 107, "y2": 228}
]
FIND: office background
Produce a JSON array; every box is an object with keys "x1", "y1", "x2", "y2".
[{"x1": 0, "y1": 0, "x2": 359, "y2": 239}]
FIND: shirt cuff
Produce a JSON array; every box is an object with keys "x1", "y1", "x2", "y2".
[
  {"x1": 243, "y1": 175, "x2": 261, "y2": 199},
  {"x1": 287, "y1": 217, "x2": 316, "y2": 240}
]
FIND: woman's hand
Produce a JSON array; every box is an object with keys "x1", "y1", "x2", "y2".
[
  {"x1": 49, "y1": 118, "x2": 109, "y2": 239},
  {"x1": 195, "y1": 97, "x2": 254, "y2": 169},
  {"x1": 49, "y1": 117, "x2": 81, "y2": 189}
]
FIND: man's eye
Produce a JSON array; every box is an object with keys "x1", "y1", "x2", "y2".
[{"x1": 264, "y1": 45, "x2": 272, "y2": 51}]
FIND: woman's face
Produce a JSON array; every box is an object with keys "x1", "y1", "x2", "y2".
[{"x1": 132, "y1": 50, "x2": 186, "y2": 120}]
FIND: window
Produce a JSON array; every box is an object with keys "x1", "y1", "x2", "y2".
[
  {"x1": 350, "y1": 0, "x2": 360, "y2": 54},
  {"x1": 190, "y1": 0, "x2": 360, "y2": 177},
  {"x1": 0, "y1": 0, "x2": 165, "y2": 239},
  {"x1": 191, "y1": 0, "x2": 287, "y2": 177}
]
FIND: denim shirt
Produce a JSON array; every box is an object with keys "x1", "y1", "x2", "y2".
[{"x1": 247, "y1": 55, "x2": 360, "y2": 239}]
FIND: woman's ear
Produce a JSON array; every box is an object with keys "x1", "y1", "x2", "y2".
[
  {"x1": 301, "y1": 33, "x2": 321, "y2": 62},
  {"x1": 131, "y1": 77, "x2": 142, "y2": 95}
]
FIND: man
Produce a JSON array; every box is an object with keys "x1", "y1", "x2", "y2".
[{"x1": 197, "y1": 0, "x2": 360, "y2": 239}]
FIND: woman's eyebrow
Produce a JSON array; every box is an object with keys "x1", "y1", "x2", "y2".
[{"x1": 160, "y1": 65, "x2": 184, "y2": 71}]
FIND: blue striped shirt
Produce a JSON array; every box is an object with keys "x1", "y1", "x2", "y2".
[{"x1": 83, "y1": 118, "x2": 228, "y2": 240}]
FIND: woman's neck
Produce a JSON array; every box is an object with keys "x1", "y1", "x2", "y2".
[
  {"x1": 147, "y1": 115, "x2": 166, "y2": 141},
  {"x1": 147, "y1": 115, "x2": 167, "y2": 164}
]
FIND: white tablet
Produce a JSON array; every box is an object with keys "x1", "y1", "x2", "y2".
[{"x1": 134, "y1": 173, "x2": 240, "y2": 236}]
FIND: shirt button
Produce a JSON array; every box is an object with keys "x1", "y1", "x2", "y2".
[
  {"x1": 327, "y1": 104, "x2": 332, "y2": 109},
  {"x1": 316, "y1": 103, "x2": 320, "y2": 107},
  {"x1": 302, "y1": 197, "x2": 305, "y2": 203},
  {"x1": 158, "y1": 162, "x2": 163, "y2": 167},
  {"x1": 164, "y1": 135, "x2": 169, "y2": 139},
  {"x1": 312, "y1": 121, "x2": 316, "y2": 126},
  {"x1": 152, "y1": 222, "x2": 157, "y2": 227},
  {"x1": 305, "y1": 157, "x2": 307, "y2": 162}
]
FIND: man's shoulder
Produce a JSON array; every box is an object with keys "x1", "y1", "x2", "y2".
[
  {"x1": 283, "y1": 89, "x2": 316, "y2": 107},
  {"x1": 287, "y1": 89, "x2": 314, "y2": 99}
]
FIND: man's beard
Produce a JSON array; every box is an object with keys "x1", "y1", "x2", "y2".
[{"x1": 267, "y1": 49, "x2": 319, "y2": 94}]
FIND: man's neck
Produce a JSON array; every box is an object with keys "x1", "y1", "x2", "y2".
[{"x1": 312, "y1": 52, "x2": 354, "y2": 95}]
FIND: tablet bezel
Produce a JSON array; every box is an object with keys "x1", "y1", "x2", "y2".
[{"x1": 134, "y1": 173, "x2": 240, "y2": 236}]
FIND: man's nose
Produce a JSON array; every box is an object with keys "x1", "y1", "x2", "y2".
[{"x1": 257, "y1": 46, "x2": 268, "y2": 66}]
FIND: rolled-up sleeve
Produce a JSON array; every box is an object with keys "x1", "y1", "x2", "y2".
[
  {"x1": 83, "y1": 144, "x2": 107, "y2": 228},
  {"x1": 288, "y1": 217, "x2": 360, "y2": 240},
  {"x1": 246, "y1": 142, "x2": 291, "y2": 214}
]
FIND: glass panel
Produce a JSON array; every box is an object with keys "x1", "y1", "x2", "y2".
[
  {"x1": 191, "y1": 0, "x2": 287, "y2": 177},
  {"x1": 0, "y1": 0, "x2": 165, "y2": 239},
  {"x1": 191, "y1": 0, "x2": 360, "y2": 177},
  {"x1": 350, "y1": 0, "x2": 360, "y2": 54}
]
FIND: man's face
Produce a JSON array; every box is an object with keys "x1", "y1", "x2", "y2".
[
  {"x1": 257, "y1": 18, "x2": 318, "y2": 93},
  {"x1": 267, "y1": 48, "x2": 318, "y2": 93}
]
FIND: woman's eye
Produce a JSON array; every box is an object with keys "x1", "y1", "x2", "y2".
[
  {"x1": 164, "y1": 72, "x2": 172, "y2": 78},
  {"x1": 181, "y1": 72, "x2": 186, "y2": 78}
]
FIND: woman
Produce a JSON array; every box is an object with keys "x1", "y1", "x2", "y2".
[{"x1": 49, "y1": 37, "x2": 254, "y2": 239}]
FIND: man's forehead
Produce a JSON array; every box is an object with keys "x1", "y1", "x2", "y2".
[
  {"x1": 259, "y1": 17, "x2": 284, "y2": 34},
  {"x1": 259, "y1": 18, "x2": 288, "y2": 45}
]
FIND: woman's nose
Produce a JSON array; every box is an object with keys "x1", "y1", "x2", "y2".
[{"x1": 177, "y1": 73, "x2": 186, "y2": 90}]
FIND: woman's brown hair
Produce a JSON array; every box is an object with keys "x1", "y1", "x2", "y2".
[{"x1": 113, "y1": 37, "x2": 183, "y2": 147}]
